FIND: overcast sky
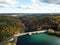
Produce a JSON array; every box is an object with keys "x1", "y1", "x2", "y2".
[{"x1": 0, "y1": 0, "x2": 60, "y2": 13}]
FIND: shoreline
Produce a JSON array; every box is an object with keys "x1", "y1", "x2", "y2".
[{"x1": 47, "y1": 29, "x2": 60, "y2": 37}]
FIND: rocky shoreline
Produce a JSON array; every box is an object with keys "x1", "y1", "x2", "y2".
[{"x1": 47, "y1": 29, "x2": 60, "y2": 37}]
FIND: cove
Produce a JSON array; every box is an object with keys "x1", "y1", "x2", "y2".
[{"x1": 16, "y1": 33, "x2": 60, "y2": 45}]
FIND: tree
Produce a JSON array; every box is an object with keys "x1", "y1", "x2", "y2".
[{"x1": 0, "y1": 16, "x2": 25, "y2": 42}]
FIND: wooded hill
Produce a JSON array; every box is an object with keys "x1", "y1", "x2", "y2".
[
  {"x1": 0, "y1": 16, "x2": 25, "y2": 42},
  {"x1": 0, "y1": 14, "x2": 60, "y2": 42}
]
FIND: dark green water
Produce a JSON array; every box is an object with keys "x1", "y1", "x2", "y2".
[{"x1": 16, "y1": 33, "x2": 60, "y2": 45}]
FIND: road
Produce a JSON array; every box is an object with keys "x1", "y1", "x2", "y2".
[{"x1": 14, "y1": 30, "x2": 47, "y2": 36}]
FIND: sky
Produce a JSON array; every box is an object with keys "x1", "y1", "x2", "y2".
[{"x1": 0, "y1": 0, "x2": 60, "y2": 13}]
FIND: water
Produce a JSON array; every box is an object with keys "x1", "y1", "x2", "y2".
[{"x1": 16, "y1": 33, "x2": 60, "y2": 45}]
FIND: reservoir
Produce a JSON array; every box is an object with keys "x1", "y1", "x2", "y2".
[{"x1": 16, "y1": 33, "x2": 60, "y2": 45}]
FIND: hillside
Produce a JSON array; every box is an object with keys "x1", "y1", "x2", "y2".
[
  {"x1": 19, "y1": 15, "x2": 60, "y2": 36},
  {"x1": 0, "y1": 16, "x2": 25, "y2": 42},
  {"x1": 0, "y1": 14, "x2": 60, "y2": 44}
]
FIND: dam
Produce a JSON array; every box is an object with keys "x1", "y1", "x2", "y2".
[
  {"x1": 8, "y1": 30, "x2": 47, "y2": 41},
  {"x1": 14, "y1": 30, "x2": 47, "y2": 36}
]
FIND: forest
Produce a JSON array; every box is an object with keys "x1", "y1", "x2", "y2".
[
  {"x1": 0, "y1": 14, "x2": 60, "y2": 42},
  {"x1": 19, "y1": 14, "x2": 60, "y2": 36},
  {"x1": 0, "y1": 16, "x2": 25, "y2": 42}
]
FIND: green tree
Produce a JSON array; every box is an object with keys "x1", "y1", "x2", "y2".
[{"x1": 0, "y1": 16, "x2": 25, "y2": 42}]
